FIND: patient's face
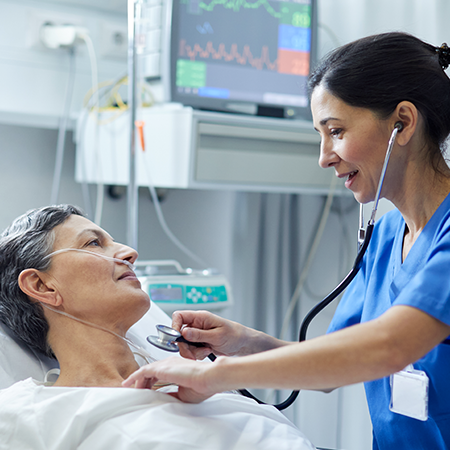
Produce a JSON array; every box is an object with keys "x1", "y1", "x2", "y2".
[{"x1": 45, "y1": 215, "x2": 150, "y2": 332}]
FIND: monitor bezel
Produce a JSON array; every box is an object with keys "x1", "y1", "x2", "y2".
[{"x1": 161, "y1": 0, "x2": 318, "y2": 121}]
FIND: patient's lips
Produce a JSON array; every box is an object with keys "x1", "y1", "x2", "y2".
[{"x1": 118, "y1": 270, "x2": 139, "y2": 282}]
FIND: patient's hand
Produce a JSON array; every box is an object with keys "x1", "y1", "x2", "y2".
[{"x1": 122, "y1": 357, "x2": 218, "y2": 403}]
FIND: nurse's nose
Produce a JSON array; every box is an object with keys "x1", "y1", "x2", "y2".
[{"x1": 318, "y1": 138, "x2": 340, "y2": 169}]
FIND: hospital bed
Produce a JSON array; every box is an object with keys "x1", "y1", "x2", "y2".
[{"x1": 0, "y1": 302, "x2": 316, "y2": 450}]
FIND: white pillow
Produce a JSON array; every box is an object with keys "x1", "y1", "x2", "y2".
[
  {"x1": 0, "y1": 321, "x2": 58, "y2": 389},
  {"x1": 0, "y1": 302, "x2": 175, "y2": 389}
]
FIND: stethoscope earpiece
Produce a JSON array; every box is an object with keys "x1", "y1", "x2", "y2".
[{"x1": 395, "y1": 121, "x2": 404, "y2": 132}]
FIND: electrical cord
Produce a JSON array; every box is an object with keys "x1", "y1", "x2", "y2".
[
  {"x1": 279, "y1": 175, "x2": 338, "y2": 340},
  {"x1": 82, "y1": 76, "x2": 154, "y2": 123},
  {"x1": 147, "y1": 185, "x2": 211, "y2": 269},
  {"x1": 303, "y1": 198, "x2": 356, "y2": 302},
  {"x1": 50, "y1": 48, "x2": 76, "y2": 205},
  {"x1": 76, "y1": 75, "x2": 155, "y2": 222},
  {"x1": 41, "y1": 23, "x2": 99, "y2": 217},
  {"x1": 77, "y1": 31, "x2": 104, "y2": 226},
  {"x1": 75, "y1": 72, "x2": 128, "y2": 218},
  {"x1": 137, "y1": 126, "x2": 210, "y2": 269}
]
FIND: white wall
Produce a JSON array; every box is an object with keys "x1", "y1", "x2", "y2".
[
  {"x1": 317, "y1": 0, "x2": 450, "y2": 57},
  {"x1": 0, "y1": 0, "x2": 127, "y2": 128}
]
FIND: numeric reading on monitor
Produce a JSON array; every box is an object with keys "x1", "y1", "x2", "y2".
[{"x1": 170, "y1": 0, "x2": 315, "y2": 119}]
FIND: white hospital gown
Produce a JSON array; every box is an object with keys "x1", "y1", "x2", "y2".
[{"x1": 0, "y1": 378, "x2": 315, "y2": 450}]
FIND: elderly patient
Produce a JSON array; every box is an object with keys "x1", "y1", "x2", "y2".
[{"x1": 0, "y1": 205, "x2": 314, "y2": 450}]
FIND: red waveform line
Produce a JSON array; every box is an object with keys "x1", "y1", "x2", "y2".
[{"x1": 179, "y1": 39, "x2": 277, "y2": 70}]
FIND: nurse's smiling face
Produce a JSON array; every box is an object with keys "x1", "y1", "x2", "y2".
[
  {"x1": 311, "y1": 84, "x2": 394, "y2": 204},
  {"x1": 44, "y1": 215, "x2": 150, "y2": 333}
]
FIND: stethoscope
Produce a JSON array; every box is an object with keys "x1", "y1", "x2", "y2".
[
  {"x1": 147, "y1": 122, "x2": 404, "y2": 410},
  {"x1": 147, "y1": 324, "x2": 207, "y2": 352}
]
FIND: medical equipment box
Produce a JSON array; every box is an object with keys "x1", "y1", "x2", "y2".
[
  {"x1": 76, "y1": 104, "x2": 347, "y2": 195},
  {"x1": 136, "y1": 260, "x2": 232, "y2": 313}
]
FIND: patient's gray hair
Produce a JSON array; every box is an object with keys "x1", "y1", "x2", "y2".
[{"x1": 0, "y1": 205, "x2": 85, "y2": 359}]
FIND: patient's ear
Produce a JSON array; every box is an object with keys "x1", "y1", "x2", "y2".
[{"x1": 18, "y1": 269, "x2": 62, "y2": 306}]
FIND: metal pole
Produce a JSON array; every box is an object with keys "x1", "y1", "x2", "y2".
[{"x1": 127, "y1": 0, "x2": 138, "y2": 249}]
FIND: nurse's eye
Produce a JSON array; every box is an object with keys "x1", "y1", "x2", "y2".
[{"x1": 330, "y1": 128, "x2": 343, "y2": 137}]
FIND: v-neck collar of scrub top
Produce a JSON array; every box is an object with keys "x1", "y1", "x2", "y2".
[{"x1": 390, "y1": 191, "x2": 450, "y2": 300}]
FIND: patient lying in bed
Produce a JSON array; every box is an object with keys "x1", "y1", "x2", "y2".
[{"x1": 0, "y1": 205, "x2": 315, "y2": 450}]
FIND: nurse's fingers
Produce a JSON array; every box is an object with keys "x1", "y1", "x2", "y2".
[
  {"x1": 176, "y1": 342, "x2": 198, "y2": 360},
  {"x1": 172, "y1": 310, "x2": 216, "y2": 331},
  {"x1": 177, "y1": 341, "x2": 215, "y2": 361}
]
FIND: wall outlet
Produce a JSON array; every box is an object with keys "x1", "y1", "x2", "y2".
[
  {"x1": 99, "y1": 21, "x2": 128, "y2": 59},
  {"x1": 26, "y1": 10, "x2": 85, "y2": 50}
]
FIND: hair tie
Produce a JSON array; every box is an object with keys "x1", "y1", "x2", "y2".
[{"x1": 436, "y1": 43, "x2": 450, "y2": 70}]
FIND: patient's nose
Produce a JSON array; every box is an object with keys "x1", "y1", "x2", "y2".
[{"x1": 115, "y1": 243, "x2": 138, "y2": 266}]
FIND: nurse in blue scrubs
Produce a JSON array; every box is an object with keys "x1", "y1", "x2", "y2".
[{"x1": 124, "y1": 32, "x2": 450, "y2": 450}]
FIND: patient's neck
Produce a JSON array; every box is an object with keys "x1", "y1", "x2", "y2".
[{"x1": 49, "y1": 318, "x2": 140, "y2": 388}]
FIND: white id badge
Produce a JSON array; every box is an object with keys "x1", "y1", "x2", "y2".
[{"x1": 389, "y1": 364, "x2": 429, "y2": 421}]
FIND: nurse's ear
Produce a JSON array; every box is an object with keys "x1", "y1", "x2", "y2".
[
  {"x1": 392, "y1": 101, "x2": 419, "y2": 146},
  {"x1": 18, "y1": 269, "x2": 63, "y2": 307}
]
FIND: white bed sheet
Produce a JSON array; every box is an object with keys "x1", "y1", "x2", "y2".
[
  {"x1": 0, "y1": 303, "x2": 315, "y2": 449},
  {"x1": 0, "y1": 378, "x2": 315, "y2": 450}
]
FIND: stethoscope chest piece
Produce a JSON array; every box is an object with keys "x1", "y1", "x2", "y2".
[{"x1": 147, "y1": 324, "x2": 181, "y2": 352}]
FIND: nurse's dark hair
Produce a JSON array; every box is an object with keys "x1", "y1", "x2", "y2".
[
  {"x1": 308, "y1": 32, "x2": 450, "y2": 168},
  {"x1": 0, "y1": 205, "x2": 85, "y2": 359}
]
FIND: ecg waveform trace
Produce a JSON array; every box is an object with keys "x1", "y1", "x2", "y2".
[
  {"x1": 197, "y1": 0, "x2": 281, "y2": 18},
  {"x1": 179, "y1": 39, "x2": 277, "y2": 71}
]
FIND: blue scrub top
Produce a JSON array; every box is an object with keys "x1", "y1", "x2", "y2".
[{"x1": 328, "y1": 193, "x2": 450, "y2": 450}]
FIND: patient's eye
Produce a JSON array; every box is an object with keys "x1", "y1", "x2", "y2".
[{"x1": 86, "y1": 238, "x2": 101, "y2": 247}]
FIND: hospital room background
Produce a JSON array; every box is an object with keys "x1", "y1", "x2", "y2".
[{"x1": 0, "y1": 0, "x2": 448, "y2": 449}]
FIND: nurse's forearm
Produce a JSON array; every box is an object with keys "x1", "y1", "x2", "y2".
[
  {"x1": 208, "y1": 305, "x2": 450, "y2": 392},
  {"x1": 237, "y1": 326, "x2": 292, "y2": 356},
  {"x1": 211, "y1": 326, "x2": 391, "y2": 392}
]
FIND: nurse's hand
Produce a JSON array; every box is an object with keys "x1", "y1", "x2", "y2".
[
  {"x1": 171, "y1": 310, "x2": 248, "y2": 360},
  {"x1": 172, "y1": 310, "x2": 285, "y2": 360},
  {"x1": 122, "y1": 357, "x2": 219, "y2": 403}
]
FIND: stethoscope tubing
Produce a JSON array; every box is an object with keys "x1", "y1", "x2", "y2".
[
  {"x1": 176, "y1": 127, "x2": 399, "y2": 409},
  {"x1": 234, "y1": 127, "x2": 401, "y2": 409},
  {"x1": 235, "y1": 223, "x2": 374, "y2": 410},
  {"x1": 150, "y1": 125, "x2": 449, "y2": 409}
]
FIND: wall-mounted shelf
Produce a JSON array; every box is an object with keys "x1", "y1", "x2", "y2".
[{"x1": 76, "y1": 104, "x2": 347, "y2": 195}]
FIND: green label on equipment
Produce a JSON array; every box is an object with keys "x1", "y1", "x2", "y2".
[{"x1": 176, "y1": 59, "x2": 207, "y2": 88}]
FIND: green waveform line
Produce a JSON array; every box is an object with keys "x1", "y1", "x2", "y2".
[{"x1": 198, "y1": 0, "x2": 282, "y2": 19}]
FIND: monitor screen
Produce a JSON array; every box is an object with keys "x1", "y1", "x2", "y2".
[{"x1": 167, "y1": 0, "x2": 317, "y2": 120}]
